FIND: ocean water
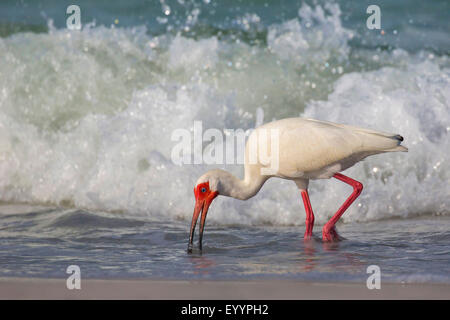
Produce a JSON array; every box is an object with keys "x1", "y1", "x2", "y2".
[{"x1": 0, "y1": 0, "x2": 449, "y2": 283}]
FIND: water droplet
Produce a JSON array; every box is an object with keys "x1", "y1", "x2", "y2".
[{"x1": 162, "y1": 4, "x2": 171, "y2": 16}]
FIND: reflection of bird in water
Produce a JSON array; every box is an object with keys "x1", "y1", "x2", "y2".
[
  {"x1": 189, "y1": 255, "x2": 216, "y2": 275},
  {"x1": 300, "y1": 240, "x2": 317, "y2": 272},
  {"x1": 188, "y1": 118, "x2": 407, "y2": 252},
  {"x1": 298, "y1": 240, "x2": 366, "y2": 274}
]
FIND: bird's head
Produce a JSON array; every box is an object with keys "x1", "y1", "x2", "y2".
[{"x1": 187, "y1": 171, "x2": 220, "y2": 253}]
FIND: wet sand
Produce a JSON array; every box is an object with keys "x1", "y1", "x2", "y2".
[{"x1": 0, "y1": 278, "x2": 448, "y2": 299}]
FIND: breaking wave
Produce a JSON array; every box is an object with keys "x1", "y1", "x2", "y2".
[{"x1": 0, "y1": 3, "x2": 448, "y2": 225}]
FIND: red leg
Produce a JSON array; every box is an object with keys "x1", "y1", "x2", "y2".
[
  {"x1": 301, "y1": 190, "x2": 315, "y2": 240},
  {"x1": 322, "y1": 173, "x2": 363, "y2": 242}
]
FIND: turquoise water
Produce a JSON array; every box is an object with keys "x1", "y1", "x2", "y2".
[{"x1": 0, "y1": 0, "x2": 448, "y2": 282}]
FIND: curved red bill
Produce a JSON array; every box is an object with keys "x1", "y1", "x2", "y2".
[
  {"x1": 187, "y1": 190, "x2": 218, "y2": 253},
  {"x1": 187, "y1": 199, "x2": 203, "y2": 253},
  {"x1": 198, "y1": 199, "x2": 214, "y2": 251}
]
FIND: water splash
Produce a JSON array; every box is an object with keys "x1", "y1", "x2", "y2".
[{"x1": 0, "y1": 3, "x2": 448, "y2": 226}]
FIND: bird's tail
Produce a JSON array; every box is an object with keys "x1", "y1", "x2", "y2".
[
  {"x1": 358, "y1": 130, "x2": 408, "y2": 153},
  {"x1": 382, "y1": 134, "x2": 408, "y2": 152},
  {"x1": 335, "y1": 123, "x2": 408, "y2": 153},
  {"x1": 306, "y1": 119, "x2": 408, "y2": 153}
]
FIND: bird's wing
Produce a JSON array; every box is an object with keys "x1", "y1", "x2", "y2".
[
  {"x1": 275, "y1": 118, "x2": 405, "y2": 174},
  {"x1": 247, "y1": 117, "x2": 406, "y2": 177},
  {"x1": 303, "y1": 118, "x2": 407, "y2": 152},
  {"x1": 282, "y1": 121, "x2": 361, "y2": 172}
]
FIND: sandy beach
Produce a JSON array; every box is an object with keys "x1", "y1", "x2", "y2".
[{"x1": 1, "y1": 278, "x2": 449, "y2": 300}]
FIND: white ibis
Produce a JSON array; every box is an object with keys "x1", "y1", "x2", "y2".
[{"x1": 188, "y1": 117, "x2": 407, "y2": 252}]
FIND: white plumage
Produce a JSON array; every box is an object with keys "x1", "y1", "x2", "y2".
[{"x1": 188, "y1": 117, "x2": 407, "y2": 252}]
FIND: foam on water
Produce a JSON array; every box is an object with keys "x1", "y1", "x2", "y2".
[
  {"x1": 303, "y1": 57, "x2": 450, "y2": 222},
  {"x1": 0, "y1": 4, "x2": 448, "y2": 226}
]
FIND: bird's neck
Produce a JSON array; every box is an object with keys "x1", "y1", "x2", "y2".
[{"x1": 220, "y1": 168, "x2": 268, "y2": 200}]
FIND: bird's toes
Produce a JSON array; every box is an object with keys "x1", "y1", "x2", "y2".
[
  {"x1": 303, "y1": 232, "x2": 314, "y2": 241},
  {"x1": 322, "y1": 225, "x2": 342, "y2": 242}
]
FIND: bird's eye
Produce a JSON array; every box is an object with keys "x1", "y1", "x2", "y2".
[{"x1": 201, "y1": 187, "x2": 206, "y2": 193}]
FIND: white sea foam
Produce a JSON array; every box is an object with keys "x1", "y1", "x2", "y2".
[
  {"x1": 303, "y1": 58, "x2": 450, "y2": 223},
  {"x1": 0, "y1": 4, "x2": 448, "y2": 226}
]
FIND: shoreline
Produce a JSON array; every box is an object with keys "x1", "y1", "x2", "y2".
[{"x1": 1, "y1": 277, "x2": 449, "y2": 299}]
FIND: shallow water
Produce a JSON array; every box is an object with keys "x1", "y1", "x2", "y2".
[{"x1": 0, "y1": 205, "x2": 448, "y2": 283}]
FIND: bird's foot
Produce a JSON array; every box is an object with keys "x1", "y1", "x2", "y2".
[
  {"x1": 322, "y1": 225, "x2": 343, "y2": 242},
  {"x1": 303, "y1": 232, "x2": 313, "y2": 241},
  {"x1": 187, "y1": 243, "x2": 194, "y2": 254}
]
